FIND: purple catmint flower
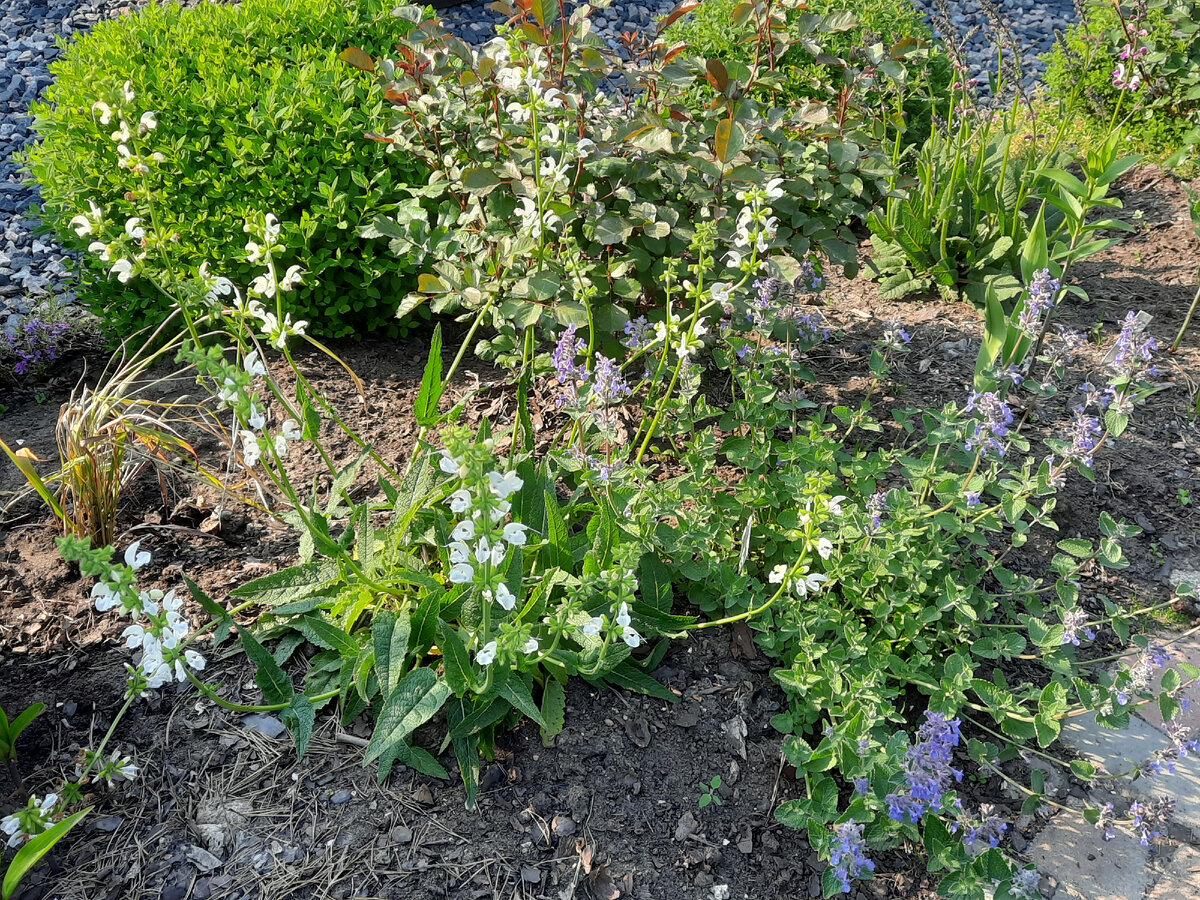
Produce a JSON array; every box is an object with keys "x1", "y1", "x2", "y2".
[
  {"x1": 622, "y1": 316, "x2": 652, "y2": 350},
  {"x1": 964, "y1": 806, "x2": 1008, "y2": 853},
  {"x1": 885, "y1": 711, "x2": 963, "y2": 824},
  {"x1": 866, "y1": 491, "x2": 889, "y2": 531},
  {"x1": 1129, "y1": 797, "x2": 1173, "y2": 846},
  {"x1": 1095, "y1": 802, "x2": 1116, "y2": 840},
  {"x1": 1110, "y1": 311, "x2": 1158, "y2": 382},
  {"x1": 1016, "y1": 268, "x2": 1059, "y2": 336},
  {"x1": 853, "y1": 777, "x2": 870, "y2": 796},
  {"x1": 1117, "y1": 644, "x2": 1172, "y2": 706},
  {"x1": 553, "y1": 325, "x2": 587, "y2": 406},
  {"x1": 1062, "y1": 409, "x2": 1102, "y2": 468},
  {"x1": 998, "y1": 364, "x2": 1024, "y2": 385},
  {"x1": 591, "y1": 354, "x2": 631, "y2": 406},
  {"x1": 880, "y1": 322, "x2": 912, "y2": 350},
  {"x1": 1061, "y1": 608, "x2": 1096, "y2": 646},
  {"x1": 964, "y1": 390, "x2": 1014, "y2": 459},
  {"x1": 828, "y1": 821, "x2": 874, "y2": 893},
  {"x1": 964, "y1": 491, "x2": 982, "y2": 507},
  {"x1": 797, "y1": 258, "x2": 823, "y2": 293},
  {"x1": 792, "y1": 311, "x2": 830, "y2": 342}
]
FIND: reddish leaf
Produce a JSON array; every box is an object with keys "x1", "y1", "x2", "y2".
[
  {"x1": 705, "y1": 58, "x2": 729, "y2": 93},
  {"x1": 657, "y1": 0, "x2": 700, "y2": 34}
]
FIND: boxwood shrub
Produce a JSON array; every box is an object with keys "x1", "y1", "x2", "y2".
[{"x1": 25, "y1": 0, "x2": 430, "y2": 339}]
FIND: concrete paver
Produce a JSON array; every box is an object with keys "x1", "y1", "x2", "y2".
[{"x1": 1029, "y1": 812, "x2": 1151, "y2": 900}]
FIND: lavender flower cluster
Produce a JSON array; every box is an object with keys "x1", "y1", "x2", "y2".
[
  {"x1": 1016, "y1": 268, "x2": 1060, "y2": 337},
  {"x1": 964, "y1": 390, "x2": 1014, "y2": 459},
  {"x1": 829, "y1": 821, "x2": 875, "y2": 893},
  {"x1": 553, "y1": 325, "x2": 632, "y2": 409}
]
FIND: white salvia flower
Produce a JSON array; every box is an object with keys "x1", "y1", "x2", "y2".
[
  {"x1": 264, "y1": 213, "x2": 281, "y2": 242},
  {"x1": 245, "y1": 241, "x2": 264, "y2": 264},
  {"x1": 475, "y1": 641, "x2": 497, "y2": 666},
  {"x1": 240, "y1": 430, "x2": 262, "y2": 467},
  {"x1": 111, "y1": 120, "x2": 132, "y2": 143},
  {"x1": 92, "y1": 581, "x2": 120, "y2": 612},
  {"x1": 70, "y1": 215, "x2": 93, "y2": 237},
  {"x1": 763, "y1": 178, "x2": 786, "y2": 202},
  {"x1": 250, "y1": 274, "x2": 274, "y2": 298},
  {"x1": 139, "y1": 587, "x2": 162, "y2": 617},
  {"x1": 768, "y1": 564, "x2": 788, "y2": 584},
  {"x1": 439, "y1": 451, "x2": 461, "y2": 475},
  {"x1": 581, "y1": 616, "x2": 603, "y2": 636},
  {"x1": 489, "y1": 470, "x2": 523, "y2": 500},
  {"x1": 494, "y1": 582, "x2": 516, "y2": 611},
  {"x1": 622, "y1": 625, "x2": 642, "y2": 648},
  {"x1": 816, "y1": 538, "x2": 834, "y2": 560},
  {"x1": 88, "y1": 240, "x2": 112, "y2": 261},
  {"x1": 474, "y1": 536, "x2": 506, "y2": 566},
  {"x1": 794, "y1": 572, "x2": 828, "y2": 597},
  {"x1": 616, "y1": 602, "x2": 632, "y2": 627},
  {"x1": 826, "y1": 495, "x2": 847, "y2": 517},
  {"x1": 451, "y1": 520, "x2": 476, "y2": 541},
  {"x1": 122, "y1": 80, "x2": 135, "y2": 102},
  {"x1": 106, "y1": 753, "x2": 139, "y2": 783},
  {"x1": 245, "y1": 401, "x2": 266, "y2": 432},
  {"x1": 125, "y1": 217, "x2": 145, "y2": 240},
  {"x1": 575, "y1": 137, "x2": 595, "y2": 159},
  {"x1": 523, "y1": 637, "x2": 539, "y2": 655},
  {"x1": 243, "y1": 350, "x2": 266, "y2": 378},
  {"x1": 125, "y1": 540, "x2": 151, "y2": 570},
  {"x1": 274, "y1": 419, "x2": 302, "y2": 457},
  {"x1": 448, "y1": 541, "x2": 471, "y2": 565},
  {"x1": 122, "y1": 622, "x2": 147, "y2": 649},
  {"x1": 92, "y1": 100, "x2": 114, "y2": 124},
  {"x1": 502, "y1": 522, "x2": 528, "y2": 546},
  {"x1": 110, "y1": 258, "x2": 134, "y2": 283},
  {"x1": 183, "y1": 649, "x2": 206, "y2": 672},
  {"x1": 710, "y1": 282, "x2": 732, "y2": 305},
  {"x1": 448, "y1": 489, "x2": 473, "y2": 513},
  {"x1": 138, "y1": 111, "x2": 157, "y2": 133},
  {"x1": 448, "y1": 562, "x2": 474, "y2": 584},
  {"x1": 279, "y1": 265, "x2": 304, "y2": 292}
]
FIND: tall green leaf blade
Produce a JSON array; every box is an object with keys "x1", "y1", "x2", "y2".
[
  {"x1": 415, "y1": 324, "x2": 444, "y2": 426},
  {"x1": 974, "y1": 281, "x2": 1008, "y2": 388},
  {"x1": 539, "y1": 678, "x2": 566, "y2": 746},
  {"x1": 283, "y1": 694, "x2": 316, "y2": 758},
  {"x1": 499, "y1": 676, "x2": 547, "y2": 728},
  {"x1": 293, "y1": 614, "x2": 359, "y2": 656},
  {"x1": 3, "y1": 808, "x2": 91, "y2": 900},
  {"x1": 447, "y1": 701, "x2": 481, "y2": 810},
  {"x1": 543, "y1": 489, "x2": 572, "y2": 571},
  {"x1": 438, "y1": 620, "x2": 472, "y2": 695}
]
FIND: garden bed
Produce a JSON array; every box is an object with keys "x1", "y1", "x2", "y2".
[{"x1": 2, "y1": 166, "x2": 1199, "y2": 900}]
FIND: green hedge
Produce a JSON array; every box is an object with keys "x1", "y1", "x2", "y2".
[{"x1": 25, "y1": 0, "x2": 429, "y2": 339}]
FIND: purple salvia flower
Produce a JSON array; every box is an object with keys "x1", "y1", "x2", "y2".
[
  {"x1": 1062, "y1": 409, "x2": 1102, "y2": 468},
  {"x1": 828, "y1": 821, "x2": 875, "y2": 893}
]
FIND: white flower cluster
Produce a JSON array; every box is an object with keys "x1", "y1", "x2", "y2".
[
  {"x1": 2, "y1": 793, "x2": 58, "y2": 848},
  {"x1": 765, "y1": 493, "x2": 843, "y2": 594},
  {"x1": 581, "y1": 597, "x2": 642, "y2": 648},
  {"x1": 439, "y1": 451, "x2": 538, "y2": 667},
  {"x1": 239, "y1": 214, "x2": 308, "y2": 349},
  {"x1": 726, "y1": 178, "x2": 785, "y2": 271},
  {"x1": 91, "y1": 542, "x2": 206, "y2": 691},
  {"x1": 78, "y1": 750, "x2": 139, "y2": 788}
]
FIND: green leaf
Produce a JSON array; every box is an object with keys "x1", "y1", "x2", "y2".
[
  {"x1": 231, "y1": 561, "x2": 339, "y2": 606},
  {"x1": 3, "y1": 807, "x2": 91, "y2": 900},
  {"x1": 542, "y1": 489, "x2": 572, "y2": 570},
  {"x1": 283, "y1": 694, "x2": 316, "y2": 758},
  {"x1": 364, "y1": 669, "x2": 452, "y2": 765},
  {"x1": 540, "y1": 678, "x2": 566, "y2": 746},
  {"x1": 373, "y1": 610, "x2": 411, "y2": 695},
  {"x1": 448, "y1": 702, "x2": 481, "y2": 810},
  {"x1": 386, "y1": 740, "x2": 448, "y2": 780},
  {"x1": 238, "y1": 627, "x2": 294, "y2": 706},
  {"x1": 293, "y1": 614, "x2": 358, "y2": 656},
  {"x1": 604, "y1": 662, "x2": 678, "y2": 702},
  {"x1": 438, "y1": 621, "x2": 472, "y2": 695},
  {"x1": 499, "y1": 676, "x2": 547, "y2": 728},
  {"x1": 1057, "y1": 538, "x2": 1093, "y2": 558},
  {"x1": 594, "y1": 215, "x2": 630, "y2": 246},
  {"x1": 415, "y1": 324, "x2": 444, "y2": 426},
  {"x1": 183, "y1": 574, "x2": 233, "y2": 645},
  {"x1": 975, "y1": 282, "x2": 1007, "y2": 386}
]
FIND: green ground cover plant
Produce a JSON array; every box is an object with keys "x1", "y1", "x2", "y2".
[
  {"x1": 24, "y1": 0, "x2": 429, "y2": 340},
  {"x1": 5, "y1": 0, "x2": 1200, "y2": 898}
]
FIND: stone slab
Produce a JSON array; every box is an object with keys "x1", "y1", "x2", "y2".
[
  {"x1": 1062, "y1": 711, "x2": 1200, "y2": 841},
  {"x1": 1029, "y1": 812, "x2": 1150, "y2": 900},
  {"x1": 1145, "y1": 845, "x2": 1200, "y2": 900}
]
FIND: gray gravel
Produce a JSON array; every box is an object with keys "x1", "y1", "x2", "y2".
[{"x1": 0, "y1": 0, "x2": 1083, "y2": 329}]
